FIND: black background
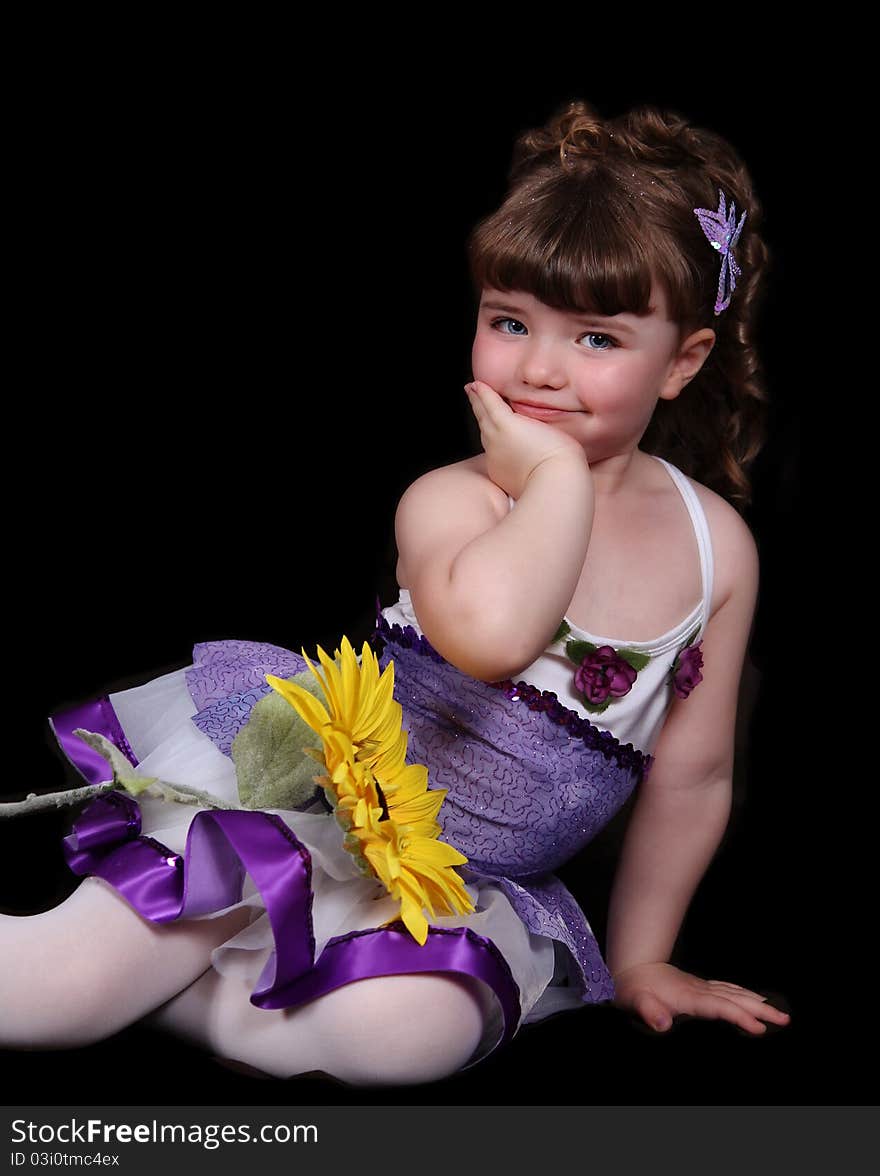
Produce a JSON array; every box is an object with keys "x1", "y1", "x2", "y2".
[{"x1": 3, "y1": 35, "x2": 837, "y2": 1107}]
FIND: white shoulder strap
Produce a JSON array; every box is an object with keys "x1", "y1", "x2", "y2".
[{"x1": 651, "y1": 457, "x2": 715, "y2": 628}]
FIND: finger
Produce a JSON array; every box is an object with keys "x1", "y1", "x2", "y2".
[
  {"x1": 473, "y1": 383, "x2": 515, "y2": 425},
  {"x1": 727, "y1": 995, "x2": 789, "y2": 1023},
  {"x1": 470, "y1": 379, "x2": 502, "y2": 398},
  {"x1": 705, "y1": 983, "x2": 790, "y2": 1023},
  {"x1": 465, "y1": 381, "x2": 495, "y2": 416},
  {"x1": 748, "y1": 999, "x2": 791, "y2": 1025},
  {"x1": 689, "y1": 992, "x2": 773, "y2": 1035},
  {"x1": 464, "y1": 385, "x2": 488, "y2": 427}
]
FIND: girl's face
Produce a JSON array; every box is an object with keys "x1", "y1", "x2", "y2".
[{"x1": 470, "y1": 285, "x2": 714, "y2": 467}]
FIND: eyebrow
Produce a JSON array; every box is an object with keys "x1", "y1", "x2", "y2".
[{"x1": 480, "y1": 301, "x2": 639, "y2": 334}]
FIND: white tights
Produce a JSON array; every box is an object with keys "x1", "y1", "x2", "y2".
[{"x1": 0, "y1": 878, "x2": 492, "y2": 1086}]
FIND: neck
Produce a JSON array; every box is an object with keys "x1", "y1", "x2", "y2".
[{"x1": 588, "y1": 449, "x2": 650, "y2": 498}]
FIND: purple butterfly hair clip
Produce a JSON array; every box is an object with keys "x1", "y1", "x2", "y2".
[{"x1": 693, "y1": 189, "x2": 748, "y2": 315}]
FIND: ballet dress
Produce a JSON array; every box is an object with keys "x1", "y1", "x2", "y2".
[{"x1": 46, "y1": 455, "x2": 713, "y2": 1071}]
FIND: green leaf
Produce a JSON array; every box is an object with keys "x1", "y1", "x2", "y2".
[
  {"x1": 617, "y1": 647, "x2": 651, "y2": 672},
  {"x1": 564, "y1": 639, "x2": 597, "y2": 665},
  {"x1": 232, "y1": 669, "x2": 329, "y2": 811},
  {"x1": 73, "y1": 728, "x2": 159, "y2": 795},
  {"x1": 578, "y1": 696, "x2": 612, "y2": 715},
  {"x1": 551, "y1": 620, "x2": 571, "y2": 645}
]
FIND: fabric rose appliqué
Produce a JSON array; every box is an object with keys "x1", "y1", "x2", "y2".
[
  {"x1": 553, "y1": 621, "x2": 650, "y2": 716},
  {"x1": 575, "y1": 646, "x2": 638, "y2": 705},
  {"x1": 670, "y1": 630, "x2": 704, "y2": 699}
]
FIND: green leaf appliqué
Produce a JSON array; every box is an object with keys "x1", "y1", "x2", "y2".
[
  {"x1": 232, "y1": 669, "x2": 328, "y2": 811},
  {"x1": 565, "y1": 638, "x2": 597, "y2": 665},
  {"x1": 616, "y1": 648, "x2": 651, "y2": 672},
  {"x1": 551, "y1": 620, "x2": 572, "y2": 645}
]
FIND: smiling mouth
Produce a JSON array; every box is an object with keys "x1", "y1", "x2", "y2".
[{"x1": 508, "y1": 400, "x2": 576, "y2": 420}]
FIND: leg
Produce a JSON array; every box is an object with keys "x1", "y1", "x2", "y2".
[
  {"x1": 0, "y1": 877, "x2": 253, "y2": 1049},
  {"x1": 148, "y1": 964, "x2": 494, "y2": 1086}
]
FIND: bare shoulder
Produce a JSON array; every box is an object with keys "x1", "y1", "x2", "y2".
[{"x1": 687, "y1": 476, "x2": 760, "y2": 617}]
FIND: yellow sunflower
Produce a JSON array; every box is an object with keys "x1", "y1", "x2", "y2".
[{"x1": 266, "y1": 637, "x2": 474, "y2": 945}]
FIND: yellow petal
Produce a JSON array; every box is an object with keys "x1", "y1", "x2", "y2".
[
  {"x1": 387, "y1": 782, "x2": 444, "y2": 826},
  {"x1": 381, "y1": 761, "x2": 429, "y2": 803},
  {"x1": 367, "y1": 728, "x2": 408, "y2": 782},
  {"x1": 337, "y1": 638, "x2": 361, "y2": 728},
  {"x1": 363, "y1": 835, "x2": 393, "y2": 888},
  {"x1": 298, "y1": 648, "x2": 327, "y2": 698},
  {"x1": 408, "y1": 864, "x2": 475, "y2": 916},
  {"x1": 396, "y1": 880, "x2": 429, "y2": 946},
  {"x1": 354, "y1": 654, "x2": 391, "y2": 737},
  {"x1": 352, "y1": 644, "x2": 380, "y2": 730},
  {"x1": 403, "y1": 835, "x2": 469, "y2": 869},
  {"x1": 265, "y1": 674, "x2": 329, "y2": 734},
  {"x1": 384, "y1": 837, "x2": 401, "y2": 881},
  {"x1": 314, "y1": 644, "x2": 346, "y2": 720}
]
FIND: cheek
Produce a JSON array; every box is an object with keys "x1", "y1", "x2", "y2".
[
  {"x1": 576, "y1": 361, "x2": 654, "y2": 413},
  {"x1": 572, "y1": 364, "x2": 624, "y2": 411},
  {"x1": 471, "y1": 335, "x2": 503, "y2": 380}
]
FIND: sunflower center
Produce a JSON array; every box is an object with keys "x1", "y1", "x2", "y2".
[{"x1": 374, "y1": 779, "x2": 390, "y2": 822}]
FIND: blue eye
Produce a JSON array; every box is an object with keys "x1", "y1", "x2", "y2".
[
  {"x1": 490, "y1": 316, "x2": 528, "y2": 336},
  {"x1": 581, "y1": 332, "x2": 618, "y2": 352}
]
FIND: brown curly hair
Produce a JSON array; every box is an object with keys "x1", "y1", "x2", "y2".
[{"x1": 465, "y1": 98, "x2": 771, "y2": 512}]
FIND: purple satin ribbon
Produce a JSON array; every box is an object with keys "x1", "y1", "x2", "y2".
[
  {"x1": 262, "y1": 922, "x2": 520, "y2": 1049},
  {"x1": 63, "y1": 794, "x2": 316, "y2": 987},
  {"x1": 63, "y1": 792, "x2": 521, "y2": 1050},
  {"x1": 49, "y1": 696, "x2": 137, "y2": 784}
]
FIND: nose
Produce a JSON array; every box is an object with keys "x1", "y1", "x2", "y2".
[{"x1": 517, "y1": 341, "x2": 566, "y2": 390}]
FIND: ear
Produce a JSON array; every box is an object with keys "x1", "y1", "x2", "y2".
[{"x1": 658, "y1": 328, "x2": 716, "y2": 401}]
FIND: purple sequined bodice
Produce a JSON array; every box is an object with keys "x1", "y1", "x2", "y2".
[{"x1": 374, "y1": 631, "x2": 643, "y2": 878}]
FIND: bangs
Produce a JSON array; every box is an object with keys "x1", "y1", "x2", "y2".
[{"x1": 467, "y1": 172, "x2": 689, "y2": 323}]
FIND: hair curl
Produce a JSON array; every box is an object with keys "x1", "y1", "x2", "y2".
[{"x1": 465, "y1": 98, "x2": 771, "y2": 512}]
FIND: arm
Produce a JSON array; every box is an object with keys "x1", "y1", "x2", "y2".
[
  {"x1": 605, "y1": 775, "x2": 732, "y2": 975},
  {"x1": 604, "y1": 507, "x2": 790, "y2": 1034},
  {"x1": 396, "y1": 381, "x2": 593, "y2": 681}
]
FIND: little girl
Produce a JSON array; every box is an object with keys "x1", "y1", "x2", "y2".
[{"x1": 0, "y1": 97, "x2": 790, "y2": 1085}]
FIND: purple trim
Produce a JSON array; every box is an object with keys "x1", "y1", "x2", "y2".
[
  {"x1": 371, "y1": 610, "x2": 445, "y2": 664},
  {"x1": 61, "y1": 792, "x2": 521, "y2": 1052},
  {"x1": 371, "y1": 613, "x2": 653, "y2": 777},
  {"x1": 258, "y1": 921, "x2": 521, "y2": 1050},
  {"x1": 48, "y1": 696, "x2": 138, "y2": 783}
]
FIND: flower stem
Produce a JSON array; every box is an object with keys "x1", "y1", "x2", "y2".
[
  {"x1": 0, "y1": 782, "x2": 117, "y2": 818},
  {"x1": 0, "y1": 779, "x2": 241, "y2": 819}
]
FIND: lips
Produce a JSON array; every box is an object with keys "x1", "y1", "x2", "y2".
[{"x1": 508, "y1": 400, "x2": 576, "y2": 421}]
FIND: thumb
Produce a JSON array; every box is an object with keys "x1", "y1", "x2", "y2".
[{"x1": 635, "y1": 995, "x2": 674, "y2": 1032}]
